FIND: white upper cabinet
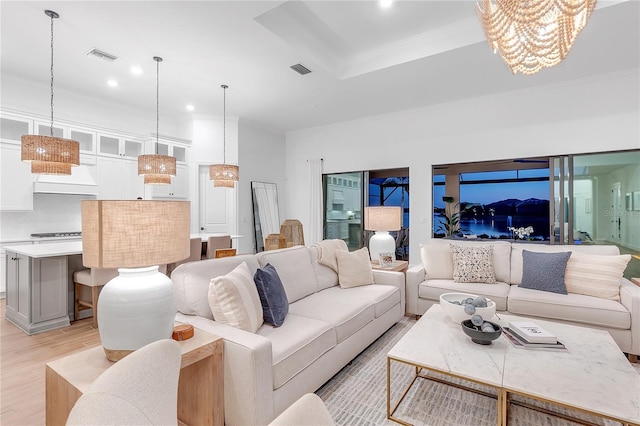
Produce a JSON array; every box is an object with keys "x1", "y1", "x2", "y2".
[
  {"x1": 147, "y1": 136, "x2": 189, "y2": 164},
  {"x1": 151, "y1": 164, "x2": 188, "y2": 199},
  {"x1": 98, "y1": 134, "x2": 144, "y2": 159},
  {"x1": 0, "y1": 142, "x2": 34, "y2": 211},
  {"x1": 34, "y1": 121, "x2": 96, "y2": 155},
  {"x1": 0, "y1": 113, "x2": 33, "y2": 145}
]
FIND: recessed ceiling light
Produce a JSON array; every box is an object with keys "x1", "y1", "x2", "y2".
[
  {"x1": 186, "y1": 104, "x2": 195, "y2": 111},
  {"x1": 380, "y1": 0, "x2": 393, "y2": 8},
  {"x1": 107, "y1": 79, "x2": 118, "y2": 88},
  {"x1": 130, "y1": 66, "x2": 143, "y2": 75}
]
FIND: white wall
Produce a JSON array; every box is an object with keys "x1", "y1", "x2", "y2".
[
  {"x1": 238, "y1": 119, "x2": 286, "y2": 253},
  {"x1": 284, "y1": 71, "x2": 640, "y2": 264}
]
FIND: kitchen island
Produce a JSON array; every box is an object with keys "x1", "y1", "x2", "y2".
[{"x1": 4, "y1": 241, "x2": 83, "y2": 335}]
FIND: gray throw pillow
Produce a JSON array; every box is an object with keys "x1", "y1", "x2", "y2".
[
  {"x1": 519, "y1": 250, "x2": 571, "y2": 295},
  {"x1": 254, "y1": 263, "x2": 289, "y2": 327}
]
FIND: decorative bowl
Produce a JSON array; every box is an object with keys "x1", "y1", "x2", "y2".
[
  {"x1": 439, "y1": 292, "x2": 496, "y2": 324},
  {"x1": 461, "y1": 320, "x2": 502, "y2": 345}
]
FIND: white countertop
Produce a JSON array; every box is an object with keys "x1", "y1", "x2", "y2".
[
  {"x1": 1, "y1": 235, "x2": 82, "y2": 244},
  {"x1": 3, "y1": 241, "x2": 83, "y2": 258},
  {"x1": 191, "y1": 233, "x2": 242, "y2": 239}
]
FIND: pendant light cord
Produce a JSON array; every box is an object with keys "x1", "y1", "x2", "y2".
[
  {"x1": 49, "y1": 12, "x2": 55, "y2": 137},
  {"x1": 155, "y1": 57, "x2": 160, "y2": 155},
  {"x1": 222, "y1": 84, "x2": 228, "y2": 163}
]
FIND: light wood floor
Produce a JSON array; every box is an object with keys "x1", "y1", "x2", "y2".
[{"x1": 0, "y1": 299, "x2": 100, "y2": 426}]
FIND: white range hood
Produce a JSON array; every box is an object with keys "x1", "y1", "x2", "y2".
[{"x1": 33, "y1": 165, "x2": 98, "y2": 195}]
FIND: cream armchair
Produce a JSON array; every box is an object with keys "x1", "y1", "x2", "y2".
[{"x1": 66, "y1": 339, "x2": 181, "y2": 426}]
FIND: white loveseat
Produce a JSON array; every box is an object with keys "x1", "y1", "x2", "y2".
[
  {"x1": 406, "y1": 239, "x2": 639, "y2": 357},
  {"x1": 171, "y1": 244, "x2": 405, "y2": 425}
]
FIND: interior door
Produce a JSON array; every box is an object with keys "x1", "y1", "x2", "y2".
[{"x1": 198, "y1": 165, "x2": 236, "y2": 234}]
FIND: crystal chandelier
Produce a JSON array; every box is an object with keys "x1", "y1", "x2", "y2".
[
  {"x1": 21, "y1": 10, "x2": 80, "y2": 175},
  {"x1": 209, "y1": 84, "x2": 239, "y2": 188},
  {"x1": 477, "y1": 0, "x2": 597, "y2": 75},
  {"x1": 138, "y1": 56, "x2": 176, "y2": 185}
]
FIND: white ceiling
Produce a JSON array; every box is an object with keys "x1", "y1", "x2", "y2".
[{"x1": 1, "y1": 1, "x2": 638, "y2": 133}]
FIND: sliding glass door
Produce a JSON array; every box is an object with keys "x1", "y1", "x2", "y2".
[{"x1": 324, "y1": 172, "x2": 364, "y2": 250}]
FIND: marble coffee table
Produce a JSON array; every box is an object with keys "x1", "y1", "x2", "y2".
[{"x1": 387, "y1": 304, "x2": 640, "y2": 425}]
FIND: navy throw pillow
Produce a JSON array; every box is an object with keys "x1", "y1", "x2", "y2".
[
  {"x1": 254, "y1": 263, "x2": 289, "y2": 327},
  {"x1": 519, "y1": 250, "x2": 572, "y2": 295}
]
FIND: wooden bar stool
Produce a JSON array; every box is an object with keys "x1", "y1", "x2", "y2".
[{"x1": 73, "y1": 268, "x2": 118, "y2": 328}]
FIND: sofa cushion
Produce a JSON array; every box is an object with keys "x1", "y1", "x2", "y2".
[
  {"x1": 508, "y1": 285, "x2": 631, "y2": 330},
  {"x1": 308, "y1": 246, "x2": 339, "y2": 292},
  {"x1": 418, "y1": 279, "x2": 510, "y2": 311},
  {"x1": 510, "y1": 244, "x2": 620, "y2": 285},
  {"x1": 288, "y1": 288, "x2": 375, "y2": 343},
  {"x1": 420, "y1": 240, "x2": 511, "y2": 283},
  {"x1": 256, "y1": 246, "x2": 319, "y2": 303},
  {"x1": 254, "y1": 264, "x2": 289, "y2": 327},
  {"x1": 564, "y1": 252, "x2": 630, "y2": 301},
  {"x1": 518, "y1": 250, "x2": 571, "y2": 295},
  {"x1": 450, "y1": 244, "x2": 496, "y2": 283},
  {"x1": 173, "y1": 254, "x2": 260, "y2": 320},
  {"x1": 208, "y1": 262, "x2": 264, "y2": 333},
  {"x1": 336, "y1": 247, "x2": 374, "y2": 288},
  {"x1": 257, "y1": 313, "x2": 336, "y2": 389}
]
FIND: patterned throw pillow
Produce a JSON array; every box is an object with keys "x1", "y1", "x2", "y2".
[
  {"x1": 208, "y1": 262, "x2": 264, "y2": 333},
  {"x1": 450, "y1": 244, "x2": 496, "y2": 283}
]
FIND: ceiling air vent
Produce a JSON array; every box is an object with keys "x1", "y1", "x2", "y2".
[
  {"x1": 290, "y1": 63, "x2": 312, "y2": 75},
  {"x1": 85, "y1": 48, "x2": 118, "y2": 62}
]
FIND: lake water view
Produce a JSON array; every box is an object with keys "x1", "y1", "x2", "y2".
[{"x1": 434, "y1": 214, "x2": 549, "y2": 239}]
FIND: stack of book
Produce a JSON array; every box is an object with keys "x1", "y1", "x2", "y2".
[{"x1": 503, "y1": 321, "x2": 566, "y2": 350}]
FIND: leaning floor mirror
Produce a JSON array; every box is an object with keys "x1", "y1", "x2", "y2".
[{"x1": 251, "y1": 181, "x2": 280, "y2": 252}]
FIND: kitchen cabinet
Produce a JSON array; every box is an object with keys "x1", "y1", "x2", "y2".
[
  {"x1": 0, "y1": 142, "x2": 34, "y2": 211},
  {"x1": 34, "y1": 121, "x2": 97, "y2": 155},
  {"x1": 98, "y1": 133, "x2": 144, "y2": 159},
  {"x1": 0, "y1": 112, "x2": 33, "y2": 145},
  {"x1": 5, "y1": 250, "x2": 70, "y2": 334},
  {"x1": 97, "y1": 156, "x2": 144, "y2": 200},
  {"x1": 147, "y1": 135, "x2": 189, "y2": 164},
  {"x1": 151, "y1": 164, "x2": 188, "y2": 199}
]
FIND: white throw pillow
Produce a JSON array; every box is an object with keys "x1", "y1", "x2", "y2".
[
  {"x1": 336, "y1": 247, "x2": 374, "y2": 288},
  {"x1": 419, "y1": 243, "x2": 454, "y2": 279},
  {"x1": 450, "y1": 244, "x2": 496, "y2": 283},
  {"x1": 564, "y1": 252, "x2": 631, "y2": 301},
  {"x1": 208, "y1": 261, "x2": 263, "y2": 333}
]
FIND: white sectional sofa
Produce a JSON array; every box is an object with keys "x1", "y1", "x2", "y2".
[
  {"x1": 171, "y1": 244, "x2": 405, "y2": 425},
  {"x1": 406, "y1": 239, "x2": 639, "y2": 358}
]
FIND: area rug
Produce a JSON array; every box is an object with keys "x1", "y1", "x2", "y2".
[{"x1": 316, "y1": 316, "x2": 639, "y2": 426}]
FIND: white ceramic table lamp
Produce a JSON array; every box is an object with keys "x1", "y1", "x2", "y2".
[
  {"x1": 81, "y1": 200, "x2": 190, "y2": 361},
  {"x1": 364, "y1": 206, "x2": 402, "y2": 262}
]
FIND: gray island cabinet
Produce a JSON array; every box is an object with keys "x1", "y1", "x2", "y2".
[{"x1": 4, "y1": 241, "x2": 82, "y2": 335}]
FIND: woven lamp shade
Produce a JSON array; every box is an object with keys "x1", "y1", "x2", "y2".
[
  {"x1": 21, "y1": 135, "x2": 79, "y2": 175},
  {"x1": 138, "y1": 154, "x2": 176, "y2": 184},
  {"x1": 364, "y1": 206, "x2": 402, "y2": 231},
  {"x1": 144, "y1": 174, "x2": 172, "y2": 185},
  {"x1": 209, "y1": 164, "x2": 239, "y2": 187},
  {"x1": 81, "y1": 200, "x2": 190, "y2": 268}
]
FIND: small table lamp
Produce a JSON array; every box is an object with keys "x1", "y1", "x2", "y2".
[
  {"x1": 81, "y1": 200, "x2": 190, "y2": 361},
  {"x1": 364, "y1": 206, "x2": 402, "y2": 262}
]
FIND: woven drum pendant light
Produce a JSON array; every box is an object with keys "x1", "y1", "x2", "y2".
[
  {"x1": 21, "y1": 10, "x2": 79, "y2": 175},
  {"x1": 138, "y1": 56, "x2": 176, "y2": 185},
  {"x1": 209, "y1": 85, "x2": 239, "y2": 188}
]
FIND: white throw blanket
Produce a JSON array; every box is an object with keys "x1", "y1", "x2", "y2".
[{"x1": 315, "y1": 239, "x2": 348, "y2": 272}]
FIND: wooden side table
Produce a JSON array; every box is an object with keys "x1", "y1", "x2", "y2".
[
  {"x1": 45, "y1": 329, "x2": 223, "y2": 426},
  {"x1": 371, "y1": 260, "x2": 409, "y2": 273},
  {"x1": 631, "y1": 277, "x2": 640, "y2": 287}
]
